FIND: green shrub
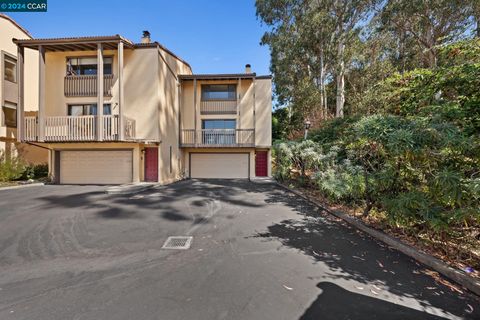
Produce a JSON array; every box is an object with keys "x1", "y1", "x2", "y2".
[
  {"x1": 0, "y1": 151, "x2": 26, "y2": 182},
  {"x1": 33, "y1": 163, "x2": 48, "y2": 178},
  {"x1": 19, "y1": 163, "x2": 49, "y2": 180}
]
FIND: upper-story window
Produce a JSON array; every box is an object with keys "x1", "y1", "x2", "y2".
[
  {"x1": 3, "y1": 55, "x2": 17, "y2": 83},
  {"x1": 67, "y1": 103, "x2": 111, "y2": 116},
  {"x1": 66, "y1": 57, "x2": 113, "y2": 76},
  {"x1": 2, "y1": 101, "x2": 17, "y2": 128},
  {"x1": 201, "y1": 84, "x2": 236, "y2": 101}
]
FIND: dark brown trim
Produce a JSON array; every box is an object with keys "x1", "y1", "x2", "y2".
[
  {"x1": 200, "y1": 84, "x2": 237, "y2": 102},
  {"x1": 135, "y1": 42, "x2": 192, "y2": 71},
  {"x1": 54, "y1": 150, "x2": 60, "y2": 184},
  {"x1": 26, "y1": 141, "x2": 50, "y2": 150},
  {"x1": 13, "y1": 35, "x2": 134, "y2": 52},
  {"x1": 0, "y1": 14, "x2": 32, "y2": 38},
  {"x1": 180, "y1": 74, "x2": 256, "y2": 81}
]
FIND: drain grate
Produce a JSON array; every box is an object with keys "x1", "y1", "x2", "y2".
[{"x1": 162, "y1": 236, "x2": 193, "y2": 250}]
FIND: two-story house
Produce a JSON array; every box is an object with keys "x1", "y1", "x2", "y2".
[
  {"x1": 0, "y1": 14, "x2": 47, "y2": 163},
  {"x1": 14, "y1": 31, "x2": 271, "y2": 184}
]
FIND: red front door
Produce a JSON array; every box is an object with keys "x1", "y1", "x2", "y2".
[
  {"x1": 255, "y1": 151, "x2": 268, "y2": 177},
  {"x1": 144, "y1": 147, "x2": 158, "y2": 182}
]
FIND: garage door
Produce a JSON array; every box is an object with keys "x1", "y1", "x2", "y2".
[
  {"x1": 190, "y1": 153, "x2": 249, "y2": 179},
  {"x1": 60, "y1": 150, "x2": 133, "y2": 184}
]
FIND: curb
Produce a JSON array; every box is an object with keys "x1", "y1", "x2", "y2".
[
  {"x1": 106, "y1": 183, "x2": 156, "y2": 195},
  {"x1": 275, "y1": 182, "x2": 480, "y2": 297},
  {"x1": 0, "y1": 182, "x2": 45, "y2": 191}
]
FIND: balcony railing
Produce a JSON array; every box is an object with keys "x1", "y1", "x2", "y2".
[
  {"x1": 64, "y1": 74, "x2": 115, "y2": 97},
  {"x1": 200, "y1": 100, "x2": 237, "y2": 114},
  {"x1": 180, "y1": 129, "x2": 254, "y2": 147},
  {"x1": 23, "y1": 115, "x2": 136, "y2": 142}
]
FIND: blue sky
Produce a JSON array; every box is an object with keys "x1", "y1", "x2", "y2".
[{"x1": 7, "y1": 0, "x2": 271, "y2": 75}]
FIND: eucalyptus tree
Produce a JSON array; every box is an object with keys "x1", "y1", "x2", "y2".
[
  {"x1": 257, "y1": 0, "x2": 380, "y2": 121},
  {"x1": 379, "y1": 0, "x2": 475, "y2": 68}
]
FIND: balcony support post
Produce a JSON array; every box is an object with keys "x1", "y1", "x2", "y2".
[
  {"x1": 17, "y1": 46, "x2": 25, "y2": 142},
  {"x1": 38, "y1": 45, "x2": 46, "y2": 142},
  {"x1": 193, "y1": 78, "x2": 197, "y2": 147},
  {"x1": 253, "y1": 77, "x2": 256, "y2": 147},
  {"x1": 237, "y1": 78, "x2": 241, "y2": 130},
  {"x1": 118, "y1": 41, "x2": 125, "y2": 141},
  {"x1": 96, "y1": 43, "x2": 104, "y2": 141}
]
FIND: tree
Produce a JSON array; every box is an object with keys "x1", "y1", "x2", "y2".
[
  {"x1": 325, "y1": 0, "x2": 379, "y2": 118},
  {"x1": 379, "y1": 0, "x2": 475, "y2": 68}
]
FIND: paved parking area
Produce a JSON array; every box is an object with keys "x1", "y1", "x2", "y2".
[{"x1": 0, "y1": 179, "x2": 478, "y2": 319}]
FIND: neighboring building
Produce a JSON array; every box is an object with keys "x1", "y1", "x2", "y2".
[
  {"x1": 14, "y1": 30, "x2": 272, "y2": 184},
  {"x1": 0, "y1": 14, "x2": 47, "y2": 163}
]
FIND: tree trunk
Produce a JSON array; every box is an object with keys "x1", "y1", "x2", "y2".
[
  {"x1": 319, "y1": 48, "x2": 327, "y2": 119},
  {"x1": 336, "y1": 39, "x2": 345, "y2": 118},
  {"x1": 362, "y1": 166, "x2": 372, "y2": 217}
]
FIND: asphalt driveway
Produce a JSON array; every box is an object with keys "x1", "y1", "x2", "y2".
[{"x1": 0, "y1": 180, "x2": 478, "y2": 320}]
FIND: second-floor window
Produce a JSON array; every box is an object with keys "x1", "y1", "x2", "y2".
[
  {"x1": 3, "y1": 55, "x2": 17, "y2": 83},
  {"x1": 66, "y1": 57, "x2": 113, "y2": 76},
  {"x1": 202, "y1": 119, "x2": 236, "y2": 130},
  {"x1": 201, "y1": 84, "x2": 236, "y2": 101},
  {"x1": 2, "y1": 101, "x2": 17, "y2": 127},
  {"x1": 68, "y1": 104, "x2": 112, "y2": 116}
]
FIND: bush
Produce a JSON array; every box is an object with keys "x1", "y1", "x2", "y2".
[
  {"x1": 0, "y1": 151, "x2": 26, "y2": 182},
  {"x1": 273, "y1": 38, "x2": 480, "y2": 264},
  {"x1": 19, "y1": 163, "x2": 49, "y2": 180}
]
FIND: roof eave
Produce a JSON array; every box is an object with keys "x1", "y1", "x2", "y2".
[
  {"x1": 13, "y1": 35, "x2": 135, "y2": 51},
  {"x1": 179, "y1": 73, "x2": 257, "y2": 81}
]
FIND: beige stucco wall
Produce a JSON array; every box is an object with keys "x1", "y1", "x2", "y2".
[
  {"x1": 0, "y1": 15, "x2": 46, "y2": 164},
  {"x1": 44, "y1": 50, "x2": 119, "y2": 117},
  {"x1": 255, "y1": 78, "x2": 272, "y2": 147},
  {"x1": 0, "y1": 16, "x2": 38, "y2": 113},
  {"x1": 181, "y1": 79, "x2": 254, "y2": 131},
  {"x1": 180, "y1": 77, "x2": 272, "y2": 148},
  {"x1": 42, "y1": 45, "x2": 192, "y2": 184},
  {"x1": 155, "y1": 47, "x2": 191, "y2": 184}
]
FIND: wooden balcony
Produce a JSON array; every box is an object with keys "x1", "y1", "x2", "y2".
[
  {"x1": 180, "y1": 129, "x2": 254, "y2": 147},
  {"x1": 200, "y1": 100, "x2": 237, "y2": 114},
  {"x1": 24, "y1": 115, "x2": 136, "y2": 142},
  {"x1": 64, "y1": 74, "x2": 115, "y2": 97}
]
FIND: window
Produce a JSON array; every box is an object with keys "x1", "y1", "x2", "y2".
[
  {"x1": 202, "y1": 119, "x2": 236, "y2": 129},
  {"x1": 4, "y1": 56, "x2": 17, "y2": 83},
  {"x1": 3, "y1": 101, "x2": 17, "y2": 127},
  {"x1": 201, "y1": 119, "x2": 236, "y2": 145},
  {"x1": 66, "y1": 57, "x2": 113, "y2": 75},
  {"x1": 201, "y1": 84, "x2": 236, "y2": 101},
  {"x1": 67, "y1": 104, "x2": 111, "y2": 116}
]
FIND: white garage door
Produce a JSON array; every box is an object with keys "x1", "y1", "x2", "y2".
[
  {"x1": 60, "y1": 150, "x2": 133, "y2": 184},
  {"x1": 190, "y1": 153, "x2": 249, "y2": 179}
]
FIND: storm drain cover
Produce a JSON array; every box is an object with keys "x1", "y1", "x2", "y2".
[{"x1": 162, "y1": 236, "x2": 193, "y2": 250}]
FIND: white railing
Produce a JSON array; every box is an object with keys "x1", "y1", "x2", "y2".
[
  {"x1": 23, "y1": 115, "x2": 136, "y2": 142},
  {"x1": 180, "y1": 129, "x2": 255, "y2": 147},
  {"x1": 44, "y1": 115, "x2": 96, "y2": 141},
  {"x1": 200, "y1": 100, "x2": 237, "y2": 114},
  {"x1": 102, "y1": 115, "x2": 119, "y2": 141},
  {"x1": 24, "y1": 116, "x2": 37, "y2": 141}
]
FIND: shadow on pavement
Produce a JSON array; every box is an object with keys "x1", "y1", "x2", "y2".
[
  {"x1": 258, "y1": 187, "x2": 480, "y2": 319},
  {"x1": 300, "y1": 282, "x2": 443, "y2": 320}
]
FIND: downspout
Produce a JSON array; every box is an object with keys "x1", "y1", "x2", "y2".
[{"x1": 26, "y1": 141, "x2": 50, "y2": 150}]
